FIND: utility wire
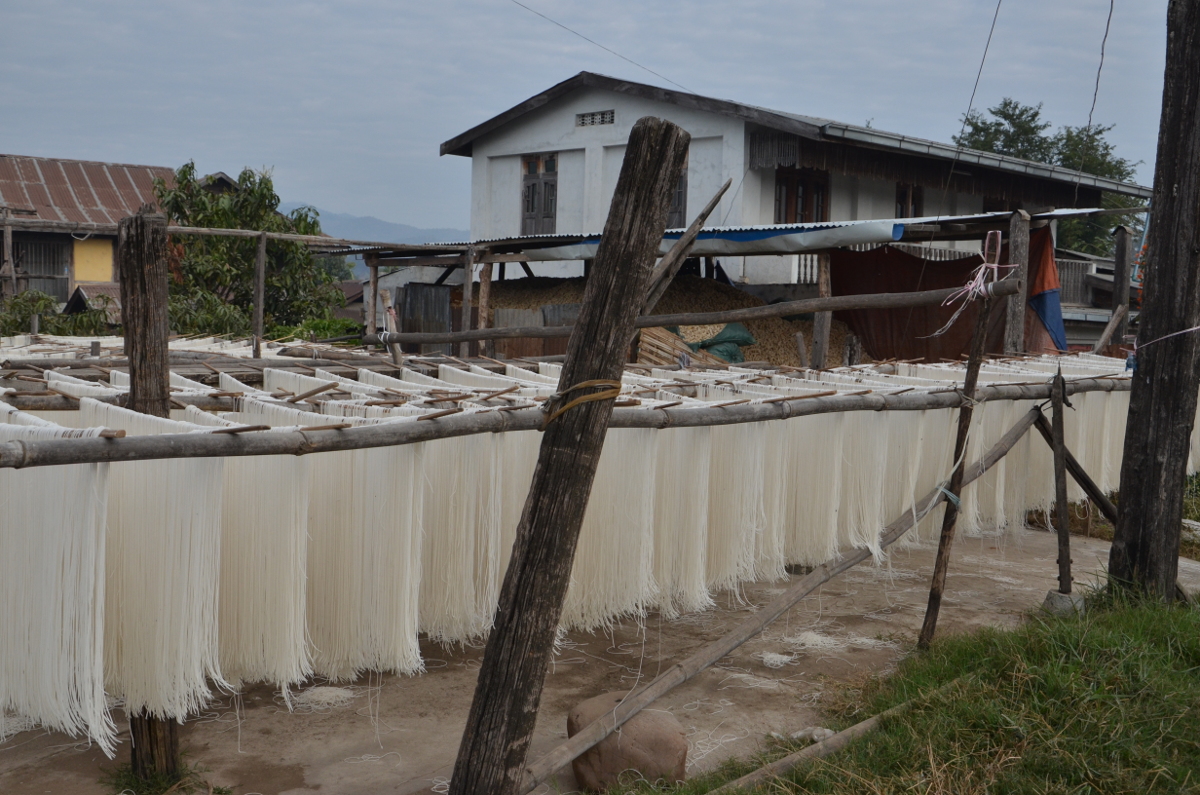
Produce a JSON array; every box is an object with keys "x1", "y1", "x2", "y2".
[
  {"x1": 1073, "y1": 0, "x2": 1116, "y2": 205},
  {"x1": 506, "y1": 0, "x2": 692, "y2": 93}
]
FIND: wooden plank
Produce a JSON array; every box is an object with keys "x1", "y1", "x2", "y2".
[
  {"x1": 1003, "y1": 210, "x2": 1031, "y2": 354},
  {"x1": 448, "y1": 116, "x2": 691, "y2": 795}
]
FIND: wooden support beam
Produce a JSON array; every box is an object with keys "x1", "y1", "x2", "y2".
[
  {"x1": 369, "y1": 280, "x2": 1020, "y2": 346},
  {"x1": 434, "y1": 266, "x2": 456, "y2": 286},
  {"x1": 1051, "y1": 370, "x2": 1073, "y2": 594},
  {"x1": 812, "y1": 253, "x2": 832, "y2": 368},
  {"x1": 1003, "y1": 210, "x2": 1031, "y2": 354},
  {"x1": 252, "y1": 231, "x2": 267, "y2": 359},
  {"x1": 0, "y1": 377, "x2": 1128, "y2": 469},
  {"x1": 1092, "y1": 304, "x2": 1128, "y2": 354},
  {"x1": 520, "y1": 262, "x2": 534, "y2": 278},
  {"x1": 448, "y1": 116, "x2": 691, "y2": 795},
  {"x1": 642, "y1": 178, "x2": 732, "y2": 313},
  {"x1": 1111, "y1": 225, "x2": 1134, "y2": 342},
  {"x1": 794, "y1": 331, "x2": 809, "y2": 368},
  {"x1": 117, "y1": 204, "x2": 180, "y2": 781},
  {"x1": 1032, "y1": 411, "x2": 1119, "y2": 524},
  {"x1": 918, "y1": 285, "x2": 992, "y2": 649},
  {"x1": 518, "y1": 406, "x2": 1040, "y2": 793}
]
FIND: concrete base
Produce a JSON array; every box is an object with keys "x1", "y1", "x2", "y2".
[{"x1": 1042, "y1": 589, "x2": 1087, "y2": 616}]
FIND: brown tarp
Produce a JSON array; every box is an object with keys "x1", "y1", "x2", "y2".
[{"x1": 829, "y1": 229, "x2": 1056, "y2": 361}]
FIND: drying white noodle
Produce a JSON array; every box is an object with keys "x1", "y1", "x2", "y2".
[
  {"x1": 183, "y1": 406, "x2": 312, "y2": 690},
  {"x1": 79, "y1": 399, "x2": 225, "y2": 720},
  {"x1": 0, "y1": 416, "x2": 114, "y2": 754}
]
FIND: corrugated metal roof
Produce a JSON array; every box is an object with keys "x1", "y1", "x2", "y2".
[{"x1": 0, "y1": 155, "x2": 175, "y2": 227}]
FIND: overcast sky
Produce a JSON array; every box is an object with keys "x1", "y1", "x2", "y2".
[{"x1": 1, "y1": 1, "x2": 1168, "y2": 229}]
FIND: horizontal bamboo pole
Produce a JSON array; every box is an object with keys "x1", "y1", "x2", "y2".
[
  {"x1": 1, "y1": 393, "x2": 241, "y2": 412},
  {"x1": 370, "y1": 280, "x2": 1022, "y2": 346},
  {"x1": 518, "y1": 406, "x2": 1041, "y2": 793},
  {"x1": 0, "y1": 376, "x2": 1123, "y2": 469}
]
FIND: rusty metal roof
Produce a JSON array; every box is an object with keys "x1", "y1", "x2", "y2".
[{"x1": 0, "y1": 154, "x2": 175, "y2": 227}]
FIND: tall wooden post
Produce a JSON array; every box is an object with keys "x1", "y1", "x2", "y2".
[
  {"x1": 448, "y1": 117, "x2": 690, "y2": 795},
  {"x1": 1051, "y1": 371, "x2": 1073, "y2": 594},
  {"x1": 117, "y1": 205, "x2": 179, "y2": 779},
  {"x1": 1111, "y1": 225, "x2": 1134, "y2": 343},
  {"x1": 917, "y1": 292, "x2": 992, "y2": 649},
  {"x1": 252, "y1": 231, "x2": 266, "y2": 359},
  {"x1": 1110, "y1": 0, "x2": 1200, "y2": 599},
  {"x1": 366, "y1": 254, "x2": 379, "y2": 341},
  {"x1": 812, "y1": 252, "x2": 832, "y2": 368},
  {"x1": 119, "y1": 205, "x2": 172, "y2": 419},
  {"x1": 478, "y1": 260, "x2": 494, "y2": 359},
  {"x1": 1003, "y1": 210, "x2": 1031, "y2": 354},
  {"x1": 460, "y1": 247, "x2": 475, "y2": 359}
]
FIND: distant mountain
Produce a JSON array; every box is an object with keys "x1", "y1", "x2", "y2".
[{"x1": 279, "y1": 203, "x2": 468, "y2": 246}]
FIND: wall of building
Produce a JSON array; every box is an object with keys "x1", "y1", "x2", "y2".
[{"x1": 72, "y1": 239, "x2": 113, "y2": 283}]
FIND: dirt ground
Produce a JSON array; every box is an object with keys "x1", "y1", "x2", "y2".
[{"x1": 6, "y1": 529, "x2": 1200, "y2": 795}]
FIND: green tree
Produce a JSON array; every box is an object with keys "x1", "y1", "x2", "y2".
[
  {"x1": 153, "y1": 163, "x2": 345, "y2": 335},
  {"x1": 953, "y1": 99, "x2": 1143, "y2": 256}
]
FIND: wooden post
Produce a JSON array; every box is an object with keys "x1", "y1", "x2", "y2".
[
  {"x1": 1032, "y1": 411, "x2": 1119, "y2": 525},
  {"x1": 366, "y1": 254, "x2": 379, "y2": 341},
  {"x1": 118, "y1": 205, "x2": 172, "y2": 419},
  {"x1": 794, "y1": 331, "x2": 809, "y2": 368},
  {"x1": 460, "y1": 247, "x2": 475, "y2": 359},
  {"x1": 117, "y1": 205, "x2": 179, "y2": 779},
  {"x1": 812, "y1": 252, "x2": 832, "y2": 369},
  {"x1": 29, "y1": 314, "x2": 38, "y2": 335},
  {"x1": 252, "y1": 231, "x2": 266, "y2": 359},
  {"x1": 1, "y1": 209, "x2": 13, "y2": 298},
  {"x1": 917, "y1": 291, "x2": 992, "y2": 649},
  {"x1": 1110, "y1": 0, "x2": 1200, "y2": 599},
  {"x1": 1051, "y1": 370, "x2": 1072, "y2": 594},
  {"x1": 448, "y1": 116, "x2": 690, "y2": 795},
  {"x1": 1111, "y1": 225, "x2": 1133, "y2": 342},
  {"x1": 379, "y1": 288, "x2": 403, "y2": 365},
  {"x1": 1003, "y1": 210, "x2": 1031, "y2": 354},
  {"x1": 478, "y1": 261, "x2": 494, "y2": 358}
]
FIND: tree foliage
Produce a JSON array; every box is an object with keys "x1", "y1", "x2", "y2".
[
  {"x1": 953, "y1": 99, "x2": 1143, "y2": 255},
  {"x1": 0, "y1": 290, "x2": 112, "y2": 337},
  {"x1": 153, "y1": 163, "x2": 345, "y2": 335}
]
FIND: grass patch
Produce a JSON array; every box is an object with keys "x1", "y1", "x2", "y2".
[
  {"x1": 99, "y1": 761, "x2": 231, "y2": 795},
  {"x1": 607, "y1": 597, "x2": 1200, "y2": 794}
]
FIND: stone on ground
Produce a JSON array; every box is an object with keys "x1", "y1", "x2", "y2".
[{"x1": 567, "y1": 691, "x2": 687, "y2": 791}]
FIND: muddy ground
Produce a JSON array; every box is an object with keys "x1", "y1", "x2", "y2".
[{"x1": 6, "y1": 529, "x2": 1199, "y2": 795}]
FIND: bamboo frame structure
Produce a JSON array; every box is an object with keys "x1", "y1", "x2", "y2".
[{"x1": 0, "y1": 376, "x2": 1127, "y2": 470}]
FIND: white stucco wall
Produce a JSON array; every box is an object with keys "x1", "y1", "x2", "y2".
[{"x1": 463, "y1": 88, "x2": 990, "y2": 283}]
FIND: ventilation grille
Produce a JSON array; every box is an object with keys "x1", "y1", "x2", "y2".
[{"x1": 576, "y1": 110, "x2": 615, "y2": 127}]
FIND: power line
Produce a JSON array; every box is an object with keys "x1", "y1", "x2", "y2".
[
  {"x1": 1073, "y1": 0, "x2": 1115, "y2": 205},
  {"x1": 505, "y1": 0, "x2": 692, "y2": 93}
]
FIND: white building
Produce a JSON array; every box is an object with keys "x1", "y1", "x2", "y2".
[{"x1": 439, "y1": 72, "x2": 1149, "y2": 288}]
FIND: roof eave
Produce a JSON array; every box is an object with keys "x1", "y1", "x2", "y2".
[{"x1": 820, "y1": 124, "x2": 1153, "y2": 199}]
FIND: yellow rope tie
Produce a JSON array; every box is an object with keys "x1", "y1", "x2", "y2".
[{"x1": 542, "y1": 379, "x2": 624, "y2": 428}]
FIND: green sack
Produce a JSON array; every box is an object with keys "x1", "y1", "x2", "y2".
[{"x1": 705, "y1": 341, "x2": 745, "y2": 363}]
